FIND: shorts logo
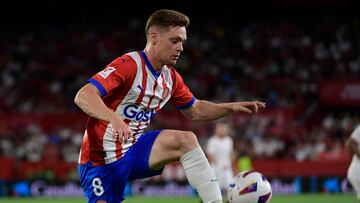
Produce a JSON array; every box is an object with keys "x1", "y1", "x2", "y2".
[
  {"x1": 123, "y1": 104, "x2": 156, "y2": 122},
  {"x1": 96, "y1": 200, "x2": 107, "y2": 203}
]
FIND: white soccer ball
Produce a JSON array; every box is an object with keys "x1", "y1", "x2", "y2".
[{"x1": 228, "y1": 171, "x2": 272, "y2": 203}]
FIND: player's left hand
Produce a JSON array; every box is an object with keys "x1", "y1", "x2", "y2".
[{"x1": 231, "y1": 101, "x2": 266, "y2": 114}]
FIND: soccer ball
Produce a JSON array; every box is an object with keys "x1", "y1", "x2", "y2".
[{"x1": 227, "y1": 171, "x2": 272, "y2": 203}]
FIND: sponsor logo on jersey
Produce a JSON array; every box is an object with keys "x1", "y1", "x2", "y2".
[{"x1": 123, "y1": 104, "x2": 156, "y2": 122}]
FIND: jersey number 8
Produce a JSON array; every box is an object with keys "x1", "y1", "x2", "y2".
[{"x1": 92, "y1": 177, "x2": 104, "y2": 196}]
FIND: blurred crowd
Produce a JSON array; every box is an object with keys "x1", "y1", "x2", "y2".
[
  {"x1": 0, "y1": 124, "x2": 82, "y2": 163},
  {"x1": 229, "y1": 112, "x2": 358, "y2": 162},
  {"x1": 0, "y1": 12, "x2": 359, "y2": 163}
]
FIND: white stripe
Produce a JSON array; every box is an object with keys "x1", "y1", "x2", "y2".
[
  {"x1": 127, "y1": 67, "x2": 155, "y2": 131},
  {"x1": 139, "y1": 67, "x2": 153, "y2": 107},
  {"x1": 78, "y1": 146, "x2": 82, "y2": 164},
  {"x1": 119, "y1": 51, "x2": 144, "y2": 132},
  {"x1": 102, "y1": 52, "x2": 144, "y2": 163},
  {"x1": 101, "y1": 52, "x2": 144, "y2": 164},
  {"x1": 78, "y1": 130, "x2": 88, "y2": 164},
  {"x1": 102, "y1": 123, "x2": 117, "y2": 164},
  {"x1": 100, "y1": 53, "x2": 178, "y2": 164},
  {"x1": 154, "y1": 67, "x2": 173, "y2": 109}
]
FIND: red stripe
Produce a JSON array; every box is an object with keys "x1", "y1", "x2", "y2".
[
  {"x1": 84, "y1": 55, "x2": 136, "y2": 166},
  {"x1": 114, "y1": 119, "x2": 131, "y2": 159},
  {"x1": 133, "y1": 80, "x2": 158, "y2": 138},
  {"x1": 147, "y1": 80, "x2": 158, "y2": 110},
  {"x1": 118, "y1": 52, "x2": 148, "y2": 152},
  {"x1": 106, "y1": 56, "x2": 137, "y2": 163},
  {"x1": 140, "y1": 79, "x2": 160, "y2": 135},
  {"x1": 87, "y1": 119, "x2": 106, "y2": 166},
  {"x1": 135, "y1": 53, "x2": 148, "y2": 105},
  {"x1": 131, "y1": 52, "x2": 148, "y2": 144},
  {"x1": 79, "y1": 131, "x2": 89, "y2": 164},
  {"x1": 115, "y1": 53, "x2": 147, "y2": 160}
]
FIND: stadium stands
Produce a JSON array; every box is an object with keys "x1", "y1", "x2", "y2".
[{"x1": 0, "y1": 2, "x2": 358, "y2": 181}]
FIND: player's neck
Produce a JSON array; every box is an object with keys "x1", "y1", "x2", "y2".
[{"x1": 143, "y1": 47, "x2": 163, "y2": 71}]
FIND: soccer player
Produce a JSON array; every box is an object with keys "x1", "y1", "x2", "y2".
[
  {"x1": 74, "y1": 9, "x2": 265, "y2": 203},
  {"x1": 346, "y1": 125, "x2": 360, "y2": 203},
  {"x1": 206, "y1": 122, "x2": 236, "y2": 200}
]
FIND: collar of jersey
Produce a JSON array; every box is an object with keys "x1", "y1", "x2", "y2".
[{"x1": 140, "y1": 51, "x2": 162, "y2": 79}]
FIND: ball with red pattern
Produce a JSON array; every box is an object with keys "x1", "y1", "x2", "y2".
[{"x1": 228, "y1": 171, "x2": 272, "y2": 203}]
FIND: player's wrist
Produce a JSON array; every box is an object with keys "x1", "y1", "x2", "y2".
[
  {"x1": 106, "y1": 111, "x2": 119, "y2": 123},
  {"x1": 218, "y1": 103, "x2": 234, "y2": 112}
]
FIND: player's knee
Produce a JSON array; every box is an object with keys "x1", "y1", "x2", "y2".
[{"x1": 177, "y1": 131, "x2": 199, "y2": 153}]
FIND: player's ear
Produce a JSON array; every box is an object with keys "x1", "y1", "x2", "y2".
[{"x1": 149, "y1": 32, "x2": 158, "y2": 45}]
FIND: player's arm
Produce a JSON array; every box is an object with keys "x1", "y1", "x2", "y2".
[
  {"x1": 75, "y1": 83, "x2": 116, "y2": 122},
  {"x1": 181, "y1": 99, "x2": 265, "y2": 121},
  {"x1": 345, "y1": 137, "x2": 360, "y2": 158},
  {"x1": 74, "y1": 83, "x2": 132, "y2": 140}
]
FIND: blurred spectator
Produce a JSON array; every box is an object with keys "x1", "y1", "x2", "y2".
[{"x1": 0, "y1": 10, "x2": 358, "y2": 166}]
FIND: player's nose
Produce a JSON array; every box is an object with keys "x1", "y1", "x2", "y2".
[{"x1": 177, "y1": 42, "x2": 184, "y2": 52}]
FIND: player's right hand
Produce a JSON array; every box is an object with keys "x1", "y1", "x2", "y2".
[{"x1": 110, "y1": 117, "x2": 133, "y2": 142}]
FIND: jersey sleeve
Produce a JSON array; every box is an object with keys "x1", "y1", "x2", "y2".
[
  {"x1": 350, "y1": 125, "x2": 360, "y2": 144},
  {"x1": 169, "y1": 69, "x2": 195, "y2": 110},
  {"x1": 88, "y1": 55, "x2": 137, "y2": 97}
]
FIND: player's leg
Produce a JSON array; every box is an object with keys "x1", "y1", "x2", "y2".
[
  {"x1": 351, "y1": 179, "x2": 360, "y2": 203},
  {"x1": 220, "y1": 169, "x2": 233, "y2": 203},
  {"x1": 347, "y1": 172, "x2": 360, "y2": 203},
  {"x1": 79, "y1": 131, "x2": 164, "y2": 203},
  {"x1": 79, "y1": 131, "x2": 166, "y2": 203},
  {"x1": 148, "y1": 129, "x2": 222, "y2": 203},
  {"x1": 78, "y1": 161, "x2": 130, "y2": 203}
]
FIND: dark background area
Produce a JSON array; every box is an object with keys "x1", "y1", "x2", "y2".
[
  {"x1": 1, "y1": 0, "x2": 358, "y2": 26},
  {"x1": 0, "y1": 0, "x2": 359, "y2": 189}
]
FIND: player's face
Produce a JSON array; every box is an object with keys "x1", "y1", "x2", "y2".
[{"x1": 157, "y1": 26, "x2": 187, "y2": 66}]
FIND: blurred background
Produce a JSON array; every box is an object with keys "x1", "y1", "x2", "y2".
[{"x1": 0, "y1": 0, "x2": 359, "y2": 202}]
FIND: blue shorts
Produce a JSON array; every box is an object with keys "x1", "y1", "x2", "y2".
[{"x1": 78, "y1": 130, "x2": 163, "y2": 203}]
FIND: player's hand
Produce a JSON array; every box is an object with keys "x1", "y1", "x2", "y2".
[
  {"x1": 231, "y1": 101, "x2": 266, "y2": 114},
  {"x1": 110, "y1": 116, "x2": 133, "y2": 142}
]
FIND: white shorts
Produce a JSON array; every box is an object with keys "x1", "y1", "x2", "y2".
[{"x1": 348, "y1": 171, "x2": 360, "y2": 199}]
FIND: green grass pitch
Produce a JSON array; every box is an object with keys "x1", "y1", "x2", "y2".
[{"x1": 0, "y1": 194, "x2": 356, "y2": 203}]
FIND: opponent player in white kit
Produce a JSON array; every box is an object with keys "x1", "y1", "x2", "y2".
[
  {"x1": 75, "y1": 9, "x2": 265, "y2": 203},
  {"x1": 346, "y1": 125, "x2": 360, "y2": 202},
  {"x1": 206, "y1": 122, "x2": 235, "y2": 200}
]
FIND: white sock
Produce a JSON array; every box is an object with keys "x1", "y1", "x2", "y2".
[{"x1": 180, "y1": 147, "x2": 222, "y2": 203}]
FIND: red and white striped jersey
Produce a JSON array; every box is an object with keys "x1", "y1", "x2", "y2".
[{"x1": 79, "y1": 51, "x2": 195, "y2": 166}]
